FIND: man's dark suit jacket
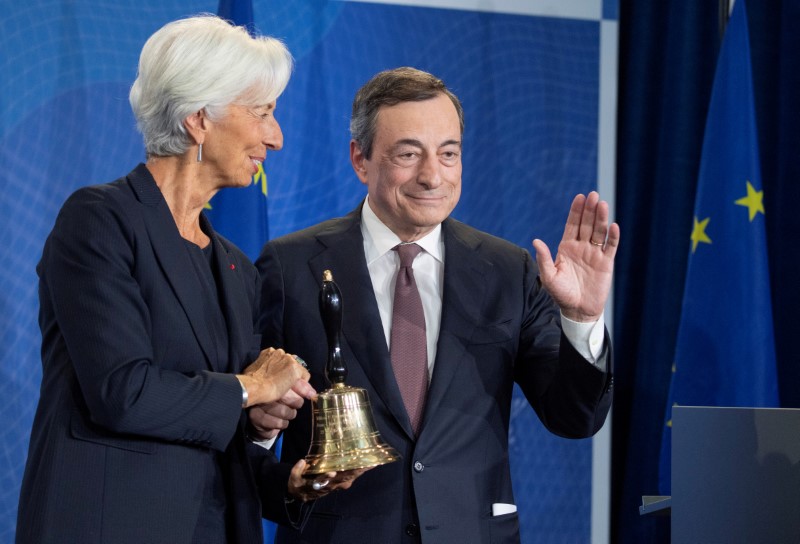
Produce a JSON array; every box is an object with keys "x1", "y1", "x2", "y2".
[
  {"x1": 256, "y1": 205, "x2": 614, "y2": 544},
  {"x1": 16, "y1": 164, "x2": 286, "y2": 544}
]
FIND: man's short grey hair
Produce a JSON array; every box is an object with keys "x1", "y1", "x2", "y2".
[
  {"x1": 129, "y1": 14, "x2": 293, "y2": 157},
  {"x1": 350, "y1": 67, "x2": 465, "y2": 160}
]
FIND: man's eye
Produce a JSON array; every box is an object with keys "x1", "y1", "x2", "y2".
[{"x1": 441, "y1": 151, "x2": 460, "y2": 162}]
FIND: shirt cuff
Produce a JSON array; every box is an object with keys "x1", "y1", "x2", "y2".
[
  {"x1": 560, "y1": 312, "x2": 606, "y2": 371},
  {"x1": 248, "y1": 434, "x2": 278, "y2": 450}
]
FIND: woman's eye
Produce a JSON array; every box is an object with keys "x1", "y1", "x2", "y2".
[{"x1": 248, "y1": 108, "x2": 272, "y2": 120}]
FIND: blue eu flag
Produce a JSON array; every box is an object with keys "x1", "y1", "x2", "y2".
[
  {"x1": 207, "y1": 0, "x2": 269, "y2": 262},
  {"x1": 658, "y1": 0, "x2": 779, "y2": 494}
]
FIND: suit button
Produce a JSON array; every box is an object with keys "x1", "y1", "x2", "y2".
[
  {"x1": 405, "y1": 523, "x2": 419, "y2": 537},
  {"x1": 413, "y1": 461, "x2": 424, "y2": 472}
]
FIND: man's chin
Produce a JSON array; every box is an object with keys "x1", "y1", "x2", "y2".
[
  {"x1": 405, "y1": 212, "x2": 451, "y2": 233},
  {"x1": 409, "y1": 204, "x2": 454, "y2": 224}
]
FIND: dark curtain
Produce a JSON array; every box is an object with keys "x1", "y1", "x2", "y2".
[{"x1": 613, "y1": 1, "x2": 800, "y2": 542}]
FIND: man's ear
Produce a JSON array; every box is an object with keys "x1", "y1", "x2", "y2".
[
  {"x1": 184, "y1": 109, "x2": 209, "y2": 145},
  {"x1": 350, "y1": 140, "x2": 368, "y2": 185}
]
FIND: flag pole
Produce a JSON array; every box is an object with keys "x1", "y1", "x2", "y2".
[{"x1": 719, "y1": 0, "x2": 731, "y2": 40}]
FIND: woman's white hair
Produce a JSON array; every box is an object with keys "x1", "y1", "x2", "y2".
[{"x1": 129, "y1": 14, "x2": 293, "y2": 157}]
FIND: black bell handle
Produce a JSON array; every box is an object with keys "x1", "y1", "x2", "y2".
[{"x1": 319, "y1": 270, "x2": 347, "y2": 385}]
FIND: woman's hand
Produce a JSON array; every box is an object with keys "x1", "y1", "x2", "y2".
[{"x1": 238, "y1": 348, "x2": 315, "y2": 407}]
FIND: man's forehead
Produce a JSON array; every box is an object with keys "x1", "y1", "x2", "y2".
[
  {"x1": 387, "y1": 137, "x2": 462, "y2": 151},
  {"x1": 376, "y1": 95, "x2": 457, "y2": 118},
  {"x1": 374, "y1": 97, "x2": 461, "y2": 142}
]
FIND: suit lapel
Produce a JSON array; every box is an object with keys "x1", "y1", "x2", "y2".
[
  {"x1": 310, "y1": 209, "x2": 414, "y2": 438},
  {"x1": 421, "y1": 219, "x2": 494, "y2": 431},
  {"x1": 127, "y1": 165, "x2": 217, "y2": 370}
]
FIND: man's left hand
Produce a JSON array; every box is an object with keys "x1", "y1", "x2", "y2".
[{"x1": 532, "y1": 191, "x2": 619, "y2": 322}]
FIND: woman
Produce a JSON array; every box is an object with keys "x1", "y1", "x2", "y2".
[{"x1": 16, "y1": 15, "x2": 314, "y2": 544}]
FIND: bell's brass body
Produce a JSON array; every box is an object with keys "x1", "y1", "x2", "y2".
[
  {"x1": 304, "y1": 269, "x2": 400, "y2": 477},
  {"x1": 303, "y1": 383, "x2": 400, "y2": 476}
]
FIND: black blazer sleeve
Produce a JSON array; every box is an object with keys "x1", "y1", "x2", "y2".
[{"x1": 41, "y1": 183, "x2": 241, "y2": 449}]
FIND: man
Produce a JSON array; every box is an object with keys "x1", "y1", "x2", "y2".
[{"x1": 253, "y1": 67, "x2": 618, "y2": 543}]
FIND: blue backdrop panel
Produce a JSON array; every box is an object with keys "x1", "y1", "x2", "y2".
[{"x1": 0, "y1": 1, "x2": 601, "y2": 541}]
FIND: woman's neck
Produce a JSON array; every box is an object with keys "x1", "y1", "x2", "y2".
[{"x1": 145, "y1": 156, "x2": 216, "y2": 247}]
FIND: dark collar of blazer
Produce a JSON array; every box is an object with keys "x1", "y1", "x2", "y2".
[
  {"x1": 305, "y1": 202, "x2": 495, "y2": 439},
  {"x1": 125, "y1": 163, "x2": 253, "y2": 373}
]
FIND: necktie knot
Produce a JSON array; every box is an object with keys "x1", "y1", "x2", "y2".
[{"x1": 394, "y1": 243, "x2": 423, "y2": 268}]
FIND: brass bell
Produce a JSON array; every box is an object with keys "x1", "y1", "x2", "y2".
[{"x1": 303, "y1": 270, "x2": 400, "y2": 477}]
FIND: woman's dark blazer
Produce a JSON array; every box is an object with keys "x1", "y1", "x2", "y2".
[{"x1": 16, "y1": 164, "x2": 280, "y2": 544}]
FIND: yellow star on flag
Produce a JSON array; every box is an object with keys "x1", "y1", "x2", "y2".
[
  {"x1": 690, "y1": 216, "x2": 712, "y2": 253},
  {"x1": 253, "y1": 161, "x2": 268, "y2": 197},
  {"x1": 734, "y1": 180, "x2": 765, "y2": 221}
]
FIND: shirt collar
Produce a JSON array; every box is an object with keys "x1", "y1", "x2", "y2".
[{"x1": 361, "y1": 196, "x2": 443, "y2": 265}]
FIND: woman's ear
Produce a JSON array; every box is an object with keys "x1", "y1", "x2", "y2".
[{"x1": 183, "y1": 109, "x2": 208, "y2": 145}]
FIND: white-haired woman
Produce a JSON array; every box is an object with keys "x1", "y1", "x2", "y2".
[{"x1": 16, "y1": 15, "x2": 315, "y2": 544}]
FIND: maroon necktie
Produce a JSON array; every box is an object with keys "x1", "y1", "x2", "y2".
[{"x1": 390, "y1": 243, "x2": 428, "y2": 435}]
